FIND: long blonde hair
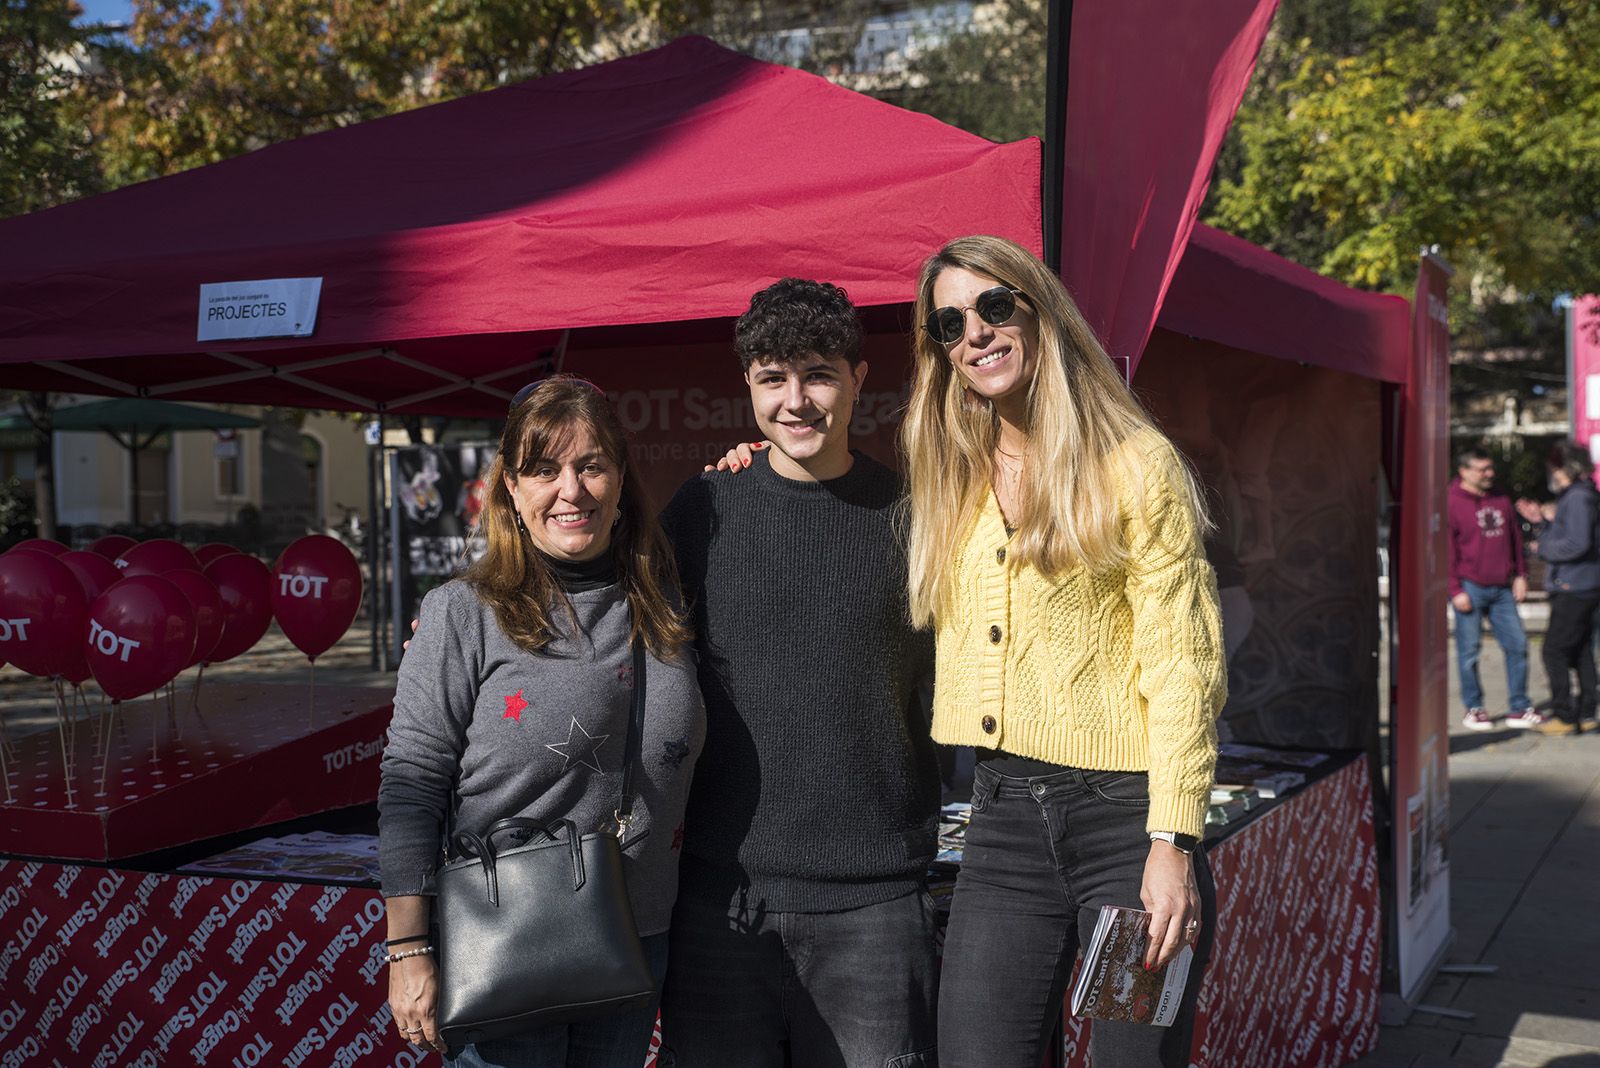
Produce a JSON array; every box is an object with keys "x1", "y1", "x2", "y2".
[
  {"x1": 467, "y1": 377, "x2": 691, "y2": 658},
  {"x1": 900, "y1": 234, "x2": 1208, "y2": 626}
]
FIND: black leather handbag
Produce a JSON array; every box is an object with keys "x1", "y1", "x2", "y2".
[{"x1": 434, "y1": 640, "x2": 654, "y2": 1050}]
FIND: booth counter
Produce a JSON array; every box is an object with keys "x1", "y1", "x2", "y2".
[{"x1": 0, "y1": 751, "x2": 1376, "y2": 1068}]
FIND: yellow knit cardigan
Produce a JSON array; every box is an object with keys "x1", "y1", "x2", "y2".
[{"x1": 930, "y1": 429, "x2": 1226, "y2": 838}]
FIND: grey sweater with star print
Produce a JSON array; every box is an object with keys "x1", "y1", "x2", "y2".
[{"x1": 377, "y1": 578, "x2": 705, "y2": 936}]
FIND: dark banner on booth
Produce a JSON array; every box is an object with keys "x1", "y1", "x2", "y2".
[
  {"x1": 1393, "y1": 254, "x2": 1453, "y2": 999},
  {"x1": 561, "y1": 336, "x2": 911, "y2": 510},
  {"x1": 388, "y1": 444, "x2": 493, "y2": 662},
  {"x1": 1139, "y1": 333, "x2": 1381, "y2": 749}
]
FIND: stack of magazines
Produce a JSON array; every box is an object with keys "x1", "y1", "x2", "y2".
[{"x1": 1208, "y1": 743, "x2": 1333, "y2": 825}]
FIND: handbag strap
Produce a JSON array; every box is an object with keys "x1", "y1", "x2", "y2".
[{"x1": 613, "y1": 635, "x2": 647, "y2": 835}]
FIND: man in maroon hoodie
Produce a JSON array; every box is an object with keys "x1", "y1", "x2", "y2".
[{"x1": 1449, "y1": 447, "x2": 1536, "y2": 730}]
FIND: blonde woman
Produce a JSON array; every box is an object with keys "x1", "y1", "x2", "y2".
[
  {"x1": 378, "y1": 378, "x2": 705, "y2": 1065},
  {"x1": 903, "y1": 236, "x2": 1225, "y2": 1068}
]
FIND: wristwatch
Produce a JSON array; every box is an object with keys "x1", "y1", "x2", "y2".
[{"x1": 1149, "y1": 831, "x2": 1200, "y2": 854}]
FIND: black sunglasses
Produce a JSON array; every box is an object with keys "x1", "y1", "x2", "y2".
[
  {"x1": 509, "y1": 375, "x2": 604, "y2": 410},
  {"x1": 923, "y1": 286, "x2": 1030, "y2": 344}
]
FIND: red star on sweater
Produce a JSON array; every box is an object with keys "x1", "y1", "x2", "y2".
[{"x1": 503, "y1": 690, "x2": 528, "y2": 721}]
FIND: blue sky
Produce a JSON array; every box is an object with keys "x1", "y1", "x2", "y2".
[{"x1": 75, "y1": 0, "x2": 133, "y2": 24}]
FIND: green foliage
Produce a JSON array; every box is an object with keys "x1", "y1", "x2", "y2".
[
  {"x1": 73, "y1": 0, "x2": 707, "y2": 191},
  {"x1": 0, "y1": 476, "x2": 36, "y2": 549},
  {"x1": 892, "y1": 0, "x2": 1045, "y2": 144},
  {"x1": 0, "y1": 0, "x2": 105, "y2": 217},
  {"x1": 1207, "y1": 0, "x2": 1600, "y2": 299}
]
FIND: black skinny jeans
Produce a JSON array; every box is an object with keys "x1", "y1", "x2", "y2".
[
  {"x1": 1542, "y1": 589, "x2": 1600, "y2": 724},
  {"x1": 937, "y1": 762, "x2": 1215, "y2": 1068}
]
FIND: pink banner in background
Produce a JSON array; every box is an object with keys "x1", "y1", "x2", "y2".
[{"x1": 1569, "y1": 295, "x2": 1600, "y2": 459}]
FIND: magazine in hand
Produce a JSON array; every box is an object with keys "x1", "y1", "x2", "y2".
[{"x1": 1070, "y1": 905, "x2": 1194, "y2": 1027}]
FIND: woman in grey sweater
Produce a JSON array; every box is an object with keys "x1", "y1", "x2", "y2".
[{"x1": 378, "y1": 377, "x2": 705, "y2": 1065}]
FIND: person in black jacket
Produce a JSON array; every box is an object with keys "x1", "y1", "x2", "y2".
[{"x1": 1532, "y1": 440, "x2": 1600, "y2": 736}]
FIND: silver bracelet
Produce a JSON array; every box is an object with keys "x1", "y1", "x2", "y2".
[{"x1": 384, "y1": 945, "x2": 435, "y2": 964}]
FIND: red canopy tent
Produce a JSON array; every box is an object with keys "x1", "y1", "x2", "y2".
[
  {"x1": 0, "y1": 36, "x2": 1044, "y2": 414},
  {"x1": 0, "y1": 29, "x2": 1423, "y2": 1068},
  {"x1": 0, "y1": 35, "x2": 1406, "y2": 412}
]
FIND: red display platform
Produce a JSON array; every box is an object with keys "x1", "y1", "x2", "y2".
[{"x1": 0, "y1": 683, "x2": 393, "y2": 861}]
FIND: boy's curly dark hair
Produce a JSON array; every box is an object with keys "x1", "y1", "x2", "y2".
[{"x1": 734, "y1": 278, "x2": 863, "y2": 372}]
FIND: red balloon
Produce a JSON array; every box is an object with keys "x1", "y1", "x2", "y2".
[
  {"x1": 52, "y1": 551, "x2": 124, "y2": 684},
  {"x1": 0, "y1": 551, "x2": 89, "y2": 678},
  {"x1": 85, "y1": 576, "x2": 196, "y2": 701},
  {"x1": 203, "y1": 554, "x2": 273, "y2": 663},
  {"x1": 117, "y1": 539, "x2": 200, "y2": 579},
  {"x1": 89, "y1": 534, "x2": 138, "y2": 561},
  {"x1": 8, "y1": 538, "x2": 67, "y2": 556},
  {"x1": 57, "y1": 550, "x2": 122, "y2": 602},
  {"x1": 194, "y1": 542, "x2": 241, "y2": 566},
  {"x1": 271, "y1": 535, "x2": 363, "y2": 661},
  {"x1": 163, "y1": 569, "x2": 225, "y2": 668}
]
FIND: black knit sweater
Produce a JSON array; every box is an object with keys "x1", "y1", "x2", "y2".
[{"x1": 660, "y1": 450, "x2": 940, "y2": 912}]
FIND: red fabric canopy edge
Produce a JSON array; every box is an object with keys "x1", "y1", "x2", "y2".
[{"x1": 1156, "y1": 224, "x2": 1411, "y2": 384}]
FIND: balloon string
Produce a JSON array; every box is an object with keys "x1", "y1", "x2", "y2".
[
  {"x1": 52, "y1": 677, "x2": 72, "y2": 780},
  {"x1": 308, "y1": 658, "x2": 316, "y2": 729},
  {"x1": 98, "y1": 700, "x2": 119, "y2": 797}
]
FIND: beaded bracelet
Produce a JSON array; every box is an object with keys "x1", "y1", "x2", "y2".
[
  {"x1": 384, "y1": 946, "x2": 434, "y2": 964},
  {"x1": 385, "y1": 934, "x2": 429, "y2": 948}
]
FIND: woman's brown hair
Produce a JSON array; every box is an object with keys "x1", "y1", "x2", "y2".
[{"x1": 466, "y1": 376, "x2": 691, "y2": 658}]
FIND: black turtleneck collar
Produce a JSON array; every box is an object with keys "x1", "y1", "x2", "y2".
[{"x1": 539, "y1": 550, "x2": 618, "y2": 593}]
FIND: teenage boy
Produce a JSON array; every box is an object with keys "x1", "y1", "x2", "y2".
[
  {"x1": 657, "y1": 278, "x2": 941, "y2": 1068},
  {"x1": 1448, "y1": 446, "x2": 1536, "y2": 730}
]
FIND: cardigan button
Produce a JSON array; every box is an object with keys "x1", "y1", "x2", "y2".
[
  {"x1": 981, "y1": 715, "x2": 997, "y2": 734},
  {"x1": 989, "y1": 625, "x2": 1002, "y2": 643},
  {"x1": 996, "y1": 547, "x2": 1007, "y2": 564}
]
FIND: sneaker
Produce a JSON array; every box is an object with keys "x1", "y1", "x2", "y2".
[
  {"x1": 1535, "y1": 718, "x2": 1582, "y2": 737},
  {"x1": 1506, "y1": 707, "x2": 1548, "y2": 729},
  {"x1": 1462, "y1": 708, "x2": 1495, "y2": 732}
]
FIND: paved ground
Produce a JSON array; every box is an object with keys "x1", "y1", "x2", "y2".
[
  {"x1": 1349, "y1": 607, "x2": 1600, "y2": 1068},
  {"x1": 3, "y1": 606, "x2": 1598, "y2": 1066}
]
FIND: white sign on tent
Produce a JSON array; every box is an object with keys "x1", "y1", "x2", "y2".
[{"x1": 197, "y1": 277, "x2": 322, "y2": 342}]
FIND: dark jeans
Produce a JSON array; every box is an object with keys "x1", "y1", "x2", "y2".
[
  {"x1": 447, "y1": 932, "x2": 669, "y2": 1068},
  {"x1": 937, "y1": 763, "x2": 1215, "y2": 1068},
  {"x1": 659, "y1": 887, "x2": 938, "y2": 1068},
  {"x1": 1543, "y1": 589, "x2": 1600, "y2": 724}
]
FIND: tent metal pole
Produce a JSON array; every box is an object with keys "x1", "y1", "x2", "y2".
[
  {"x1": 1042, "y1": 0, "x2": 1072, "y2": 276},
  {"x1": 208, "y1": 352, "x2": 378, "y2": 409},
  {"x1": 38, "y1": 361, "x2": 140, "y2": 396},
  {"x1": 144, "y1": 349, "x2": 384, "y2": 396},
  {"x1": 128, "y1": 424, "x2": 140, "y2": 525},
  {"x1": 382, "y1": 355, "x2": 562, "y2": 410}
]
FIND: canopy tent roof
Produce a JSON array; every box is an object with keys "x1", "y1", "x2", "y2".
[
  {"x1": 0, "y1": 397, "x2": 261, "y2": 433},
  {"x1": 0, "y1": 36, "x2": 1043, "y2": 414},
  {"x1": 0, "y1": 36, "x2": 1405, "y2": 414},
  {"x1": 1159, "y1": 224, "x2": 1411, "y2": 384}
]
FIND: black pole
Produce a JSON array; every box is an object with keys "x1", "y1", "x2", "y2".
[
  {"x1": 367, "y1": 423, "x2": 382, "y2": 672},
  {"x1": 1041, "y1": 0, "x2": 1071, "y2": 276},
  {"x1": 127, "y1": 426, "x2": 141, "y2": 525}
]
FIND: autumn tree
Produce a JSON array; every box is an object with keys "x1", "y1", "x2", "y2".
[
  {"x1": 1207, "y1": 0, "x2": 1600, "y2": 301},
  {"x1": 0, "y1": 0, "x2": 105, "y2": 218},
  {"x1": 77, "y1": 0, "x2": 708, "y2": 189}
]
